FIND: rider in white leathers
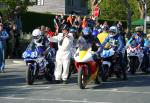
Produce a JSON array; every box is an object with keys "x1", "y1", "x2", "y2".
[{"x1": 48, "y1": 24, "x2": 74, "y2": 83}]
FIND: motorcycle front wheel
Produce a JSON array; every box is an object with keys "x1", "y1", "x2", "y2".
[
  {"x1": 78, "y1": 66, "x2": 90, "y2": 89},
  {"x1": 101, "y1": 64, "x2": 109, "y2": 82},
  {"x1": 26, "y1": 64, "x2": 34, "y2": 85}
]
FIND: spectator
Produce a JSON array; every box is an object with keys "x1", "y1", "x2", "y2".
[
  {"x1": 67, "y1": 15, "x2": 73, "y2": 27},
  {"x1": 6, "y1": 22, "x2": 15, "y2": 59},
  {"x1": 40, "y1": 25, "x2": 46, "y2": 36},
  {"x1": 13, "y1": 23, "x2": 21, "y2": 58},
  {"x1": 0, "y1": 12, "x2": 3, "y2": 23},
  {"x1": 45, "y1": 27, "x2": 55, "y2": 48},
  {"x1": 81, "y1": 16, "x2": 88, "y2": 29},
  {"x1": 54, "y1": 15, "x2": 60, "y2": 34},
  {"x1": 0, "y1": 23, "x2": 9, "y2": 73}
]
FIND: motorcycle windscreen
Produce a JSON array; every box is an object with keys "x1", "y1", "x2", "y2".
[
  {"x1": 79, "y1": 50, "x2": 87, "y2": 60},
  {"x1": 101, "y1": 48, "x2": 115, "y2": 58},
  {"x1": 81, "y1": 51, "x2": 94, "y2": 62}
]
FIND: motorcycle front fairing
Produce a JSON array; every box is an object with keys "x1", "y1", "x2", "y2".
[
  {"x1": 100, "y1": 48, "x2": 115, "y2": 68},
  {"x1": 74, "y1": 46, "x2": 98, "y2": 81}
]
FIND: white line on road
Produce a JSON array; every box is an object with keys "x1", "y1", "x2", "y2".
[
  {"x1": 1, "y1": 86, "x2": 150, "y2": 95},
  {"x1": 0, "y1": 97, "x2": 111, "y2": 103},
  {"x1": 0, "y1": 85, "x2": 51, "y2": 89},
  {"x1": 61, "y1": 88, "x2": 150, "y2": 95},
  {"x1": 13, "y1": 60, "x2": 24, "y2": 64}
]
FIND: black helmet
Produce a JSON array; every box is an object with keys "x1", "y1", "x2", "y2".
[{"x1": 62, "y1": 24, "x2": 69, "y2": 31}]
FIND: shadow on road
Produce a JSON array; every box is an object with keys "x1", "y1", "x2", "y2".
[{"x1": 92, "y1": 73, "x2": 150, "y2": 89}]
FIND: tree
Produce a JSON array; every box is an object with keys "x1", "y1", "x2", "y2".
[
  {"x1": 137, "y1": 0, "x2": 145, "y2": 19},
  {"x1": 0, "y1": 0, "x2": 30, "y2": 21},
  {"x1": 98, "y1": 0, "x2": 127, "y2": 20},
  {"x1": 122, "y1": 0, "x2": 131, "y2": 34}
]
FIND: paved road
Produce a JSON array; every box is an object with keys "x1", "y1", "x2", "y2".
[{"x1": 0, "y1": 59, "x2": 150, "y2": 103}]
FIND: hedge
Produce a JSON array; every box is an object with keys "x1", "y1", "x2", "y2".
[{"x1": 21, "y1": 12, "x2": 55, "y2": 33}]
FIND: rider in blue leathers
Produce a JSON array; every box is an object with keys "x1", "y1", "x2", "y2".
[
  {"x1": 126, "y1": 27, "x2": 144, "y2": 48},
  {"x1": 127, "y1": 26, "x2": 149, "y2": 72},
  {"x1": 97, "y1": 26, "x2": 127, "y2": 80},
  {"x1": 27, "y1": 29, "x2": 55, "y2": 76}
]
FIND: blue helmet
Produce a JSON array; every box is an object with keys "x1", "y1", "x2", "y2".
[
  {"x1": 69, "y1": 26, "x2": 77, "y2": 33},
  {"x1": 92, "y1": 29, "x2": 99, "y2": 37},
  {"x1": 82, "y1": 27, "x2": 91, "y2": 36}
]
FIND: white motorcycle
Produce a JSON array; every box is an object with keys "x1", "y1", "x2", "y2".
[
  {"x1": 127, "y1": 45, "x2": 144, "y2": 74},
  {"x1": 100, "y1": 48, "x2": 126, "y2": 81}
]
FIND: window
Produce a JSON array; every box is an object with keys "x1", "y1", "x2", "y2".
[
  {"x1": 67, "y1": 0, "x2": 74, "y2": 7},
  {"x1": 37, "y1": 0, "x2": 44, "y2": 6},
  {"x1": 81, "y1": 0, "x2": 86, "y2": 7}
]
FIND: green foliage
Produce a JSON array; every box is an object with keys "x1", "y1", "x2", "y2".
[
  {"x1": 128, "y1": 0, "x2": 140, "y2": 19},
  {"x1": 0, "y1": 0, "x2": 29, "y2": 19},
  {"x1": 87, "y1": 0, "x2": 146, "y2": 20},
  {"x1": 99, "y1": 0, "x2": 127, "y2": 20}
]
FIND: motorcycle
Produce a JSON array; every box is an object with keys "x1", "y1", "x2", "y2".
[
  {"x1": 22, "y1": 46, "x2": 54, "y2": 85},
  {"x1": 127, "y1": 45, "x2": 144, "y2": 74},
  {"x1": 100, "y1": 47, "x2": 126, "y2": 81},
  {"x1": 74, "y1": 47, "x2": 101, "y2": 89}
]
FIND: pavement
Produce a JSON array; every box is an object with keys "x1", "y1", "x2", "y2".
[{"x1": 0, "y1": 59, "x2": 150, "y2": 103}]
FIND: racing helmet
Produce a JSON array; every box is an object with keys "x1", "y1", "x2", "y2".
[
  {"x1": 82, "y1": 27, "x2": 92, "y2": 36},
  {"x1": 92, "y1": 29, "x2": 99, "y2": 37},
  {"x1": 32, "y1": 29, "x2": 42, "y2": 42}
]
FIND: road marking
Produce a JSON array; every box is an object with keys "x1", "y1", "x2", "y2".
[
  {"x1": 111, "y1": 89, "x2": 118, "y2": 91},
  {"x1": 6, "y1": 63, "x2": 25, "y2": 66},
  {"x1": 1, "y1": 84, "x2": 150, "y2": 95},
  {"x1": 13, "y1": 60, "x2": 24, "y2": 64},
  {"x1": 0, "y1": 77, "x2": 25, "y2": 80},
  {"x1": 0, "y1": 97, "x2": 111, "y2": 103},
  {"x1": 0, "y1": 85, "x2": 51, "y2": 89},
  {"x1": 61, "y1": 88, "x2": 150, "y2": 95}
]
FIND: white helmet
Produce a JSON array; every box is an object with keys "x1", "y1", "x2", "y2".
[
  {"x1": 32, "y1": 29, "x2": 42, "y2": 42},
  {"x1": 109, "y1": 26, "x2": 118, "y2": 34},
  {"x1": 32, "y1": 29, "x2": 41, "y2": 36}
]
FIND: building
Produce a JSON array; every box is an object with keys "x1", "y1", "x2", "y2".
[{"x1": 28, "y1": 0, "x2": 88, "y2": 15}]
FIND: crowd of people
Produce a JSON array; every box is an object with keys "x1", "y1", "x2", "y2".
[
  {"x1": 22, "y1": 14, "x2": 150, "y2": 84},
  {"x1": 0, "y1": 10, "x2": 22, "y2": 73},
  {"x1": 1, "y1": 14, "x2": 150, "y2": 86}
]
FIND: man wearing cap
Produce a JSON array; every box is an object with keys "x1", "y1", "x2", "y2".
[
  {"x1": 0, "y1": 23, "x2": 9, "y2": 73},
  {"x1": 126, "y1": 26, "x2": 145, "y2": 47},
  {"x1": 48, "y1": 24, "x2": 74, "y2": 84}
]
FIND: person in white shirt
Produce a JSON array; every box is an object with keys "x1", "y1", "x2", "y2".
[{"x1": 48, "y1": 24, "x2": 74, "y2": 84}]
